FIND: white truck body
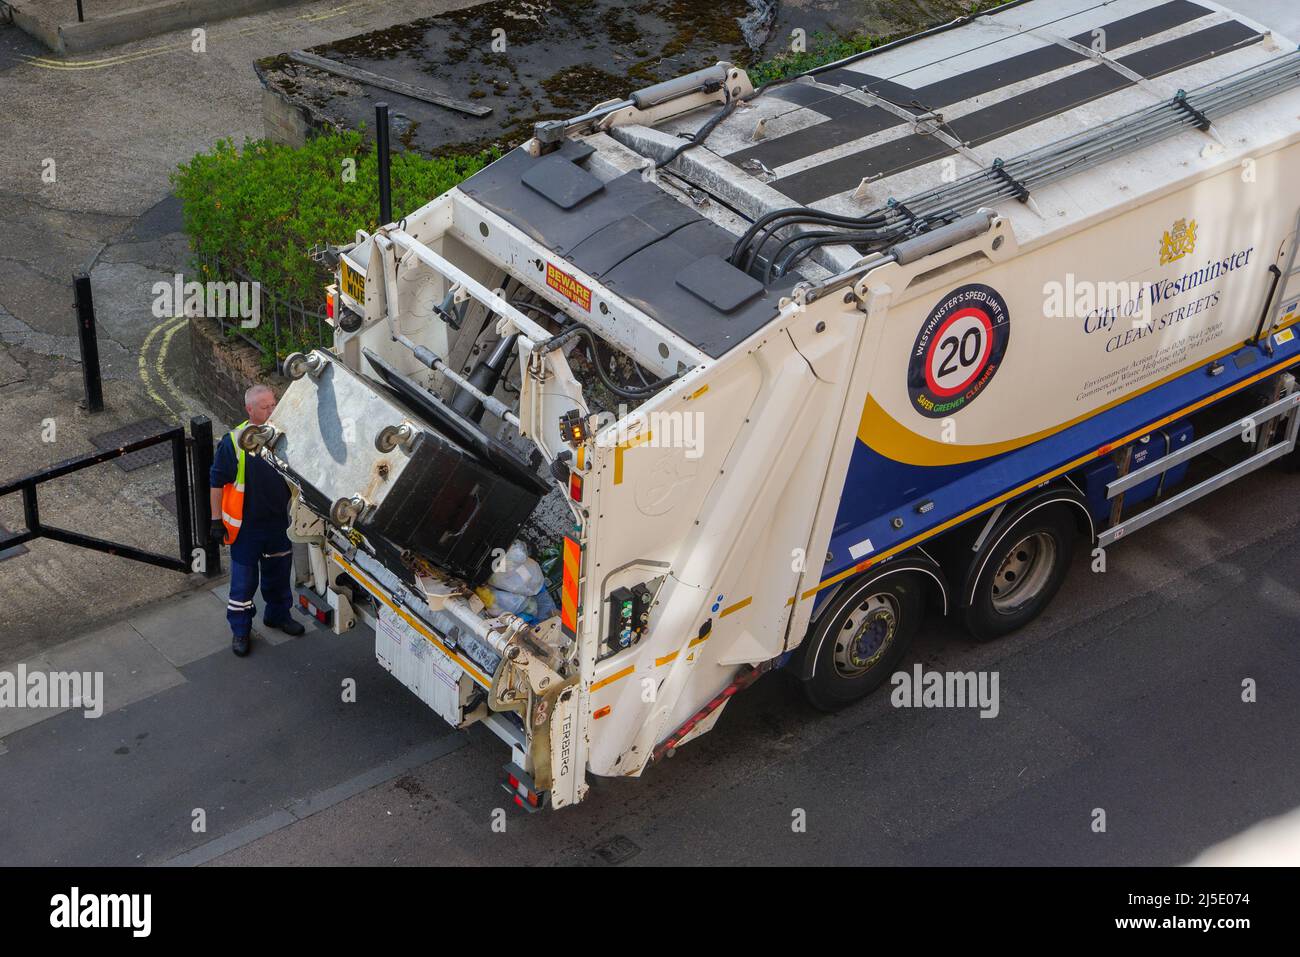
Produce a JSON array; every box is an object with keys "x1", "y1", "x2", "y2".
[{"x1": 251, "y1": 0, "x2": 1300, "y2": 809}]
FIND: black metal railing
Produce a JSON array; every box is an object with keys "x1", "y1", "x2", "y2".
[
  {"x1": 191, "y1": 255, "x2": 331, "y2": 369},
  {"x1": 0, "y1": 417, "x2": 220, "y2": 576}
]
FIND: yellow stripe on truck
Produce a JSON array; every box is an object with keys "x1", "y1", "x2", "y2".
[
  {"x1": 590, "y1": 665, "x2": 634, "y2": 692},
  {"x1": 330, "y1": 554, "x2": 492, "y2": 687},
  {"x1": 858, "y1": 338, "x2": 1297, "y2": 467},
  {"x1": 613, "y1": 431, "x2": 653, "y2": 485},
  {"x1": 719, "y1": 596, "x2": 751, "y2": 618}
]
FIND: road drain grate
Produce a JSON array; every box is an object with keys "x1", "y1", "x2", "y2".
[
  {"x1": 592, "y1": 835, "x2": 641, "y2": 865},
  {"x1": 89, "y1": 417, "x2": 171, "y2": 472}
]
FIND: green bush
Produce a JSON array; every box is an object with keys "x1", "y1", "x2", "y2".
[
  {"x1": 744, "y1": 2, "x2": 1011, "y2": 87},
  {"x1": 171, "y1": 130, "x2": 497, "y2": 363}
]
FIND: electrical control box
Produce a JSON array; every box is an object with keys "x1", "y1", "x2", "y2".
[{"x1": 604, "y1": 582, "x2": 655, "y2": 656}]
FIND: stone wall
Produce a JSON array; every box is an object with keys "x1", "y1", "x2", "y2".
[
  {"x1": 188, "y1": 316, "x2": 286, "y2": 428},
  {"x1": 261, "y1": 86, "x2": 315, "y2": 149}
]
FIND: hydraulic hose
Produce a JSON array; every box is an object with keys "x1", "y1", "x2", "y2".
[
  {"x1": 733, "y1": 208, "x2": 891, "y2": 273},
  {"x1": 656, "y1": 85, "x2": 736, "y2": 169},
  {"x1": 539, "y1": 324, "x2": 679, "y2": 399}
]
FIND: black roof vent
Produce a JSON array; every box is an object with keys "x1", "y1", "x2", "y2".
[
  {"x1": 675, "y1": 254, "x2": 764, "y2": 313},
  {"x1": 521, "y1": 155, "x2": 604, "y2": 210}
]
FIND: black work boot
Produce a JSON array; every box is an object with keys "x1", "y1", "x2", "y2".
[
  {"x1": 232, "y1": 633, "x2": 251, "y2": 657},
  {"x1": 265, "y1": 614, "x2": 305, "y2": 637}
]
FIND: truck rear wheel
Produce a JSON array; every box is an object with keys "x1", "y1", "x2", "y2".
[
  {"x1": 963, "y1": 504, "x2": 1076, "y2": 642},
  {"x1": 798, "y1": 572, "x2": 923, "y2": 712}
]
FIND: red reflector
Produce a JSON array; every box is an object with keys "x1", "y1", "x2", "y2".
[
  {"x1": 316, "y1": 609, "x2": 327, "y2": 623},
  {"x1": 326, "y1": 294, "x2": 335, "y2": 319},
  {"x1": 514, "y1": 794, "x2": 524, "y2": 808},
  {"x1": 299, "y1": 595, "x2": 308, "y2": 608},
  {"x1": 561, "y1": 537, "x2": 580, "y2": 636},
  {"x1": 569, "y1": 472, "x2": 583, "y2": 501},
  {"x1": 507, "y1": 774, "x2": 519, "y2": 790}
]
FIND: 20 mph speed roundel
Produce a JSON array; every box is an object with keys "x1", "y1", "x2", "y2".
[{"x1": 908, "y1": 283, "x2": 1010, "y2": 418}]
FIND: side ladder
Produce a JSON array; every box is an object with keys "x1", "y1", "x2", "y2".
[{"x1": 1098, "y1": 373, "x2": 1299, "y2": 547}]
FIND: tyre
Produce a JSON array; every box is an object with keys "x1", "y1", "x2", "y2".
[
  {"x1": 798, "y1": 572, "x2": 924, "y2": 712},
  {"x1": 963, "y1": 503, "x2": 1077, "y2": 642}
]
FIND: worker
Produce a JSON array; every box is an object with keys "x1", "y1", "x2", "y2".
[{"x1": 209, "y1": 384, "x2": 305, "y2": 656}]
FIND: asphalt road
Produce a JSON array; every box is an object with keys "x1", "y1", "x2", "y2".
[{"x1": 2, "y1": 462, "x2": 1295, "y2": 866}]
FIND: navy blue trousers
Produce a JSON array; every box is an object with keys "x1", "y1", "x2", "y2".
[{"x1": 227, "y1": 532, "x2": 293, "y2": 638}]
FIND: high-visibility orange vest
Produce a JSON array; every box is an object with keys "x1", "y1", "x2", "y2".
[{"x1": 220, "y1": 420, "x2": 249, "y2": 544}]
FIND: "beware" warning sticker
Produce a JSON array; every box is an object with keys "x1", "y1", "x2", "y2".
[{"x1": 546, "y1": 262, "x2": 592, "y2": 311}]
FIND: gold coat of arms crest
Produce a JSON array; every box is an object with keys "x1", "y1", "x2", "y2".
[{"x1": 1160, "y1": 218, "x2": 1198, "y2": 265}]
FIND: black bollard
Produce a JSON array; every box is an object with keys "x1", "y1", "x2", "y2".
[
  {"x1": 73, "y1": 273, "x2": 104, "y2": 413},
  {"x1": 189, "y1": 416, "x2": 221, "y2": 576},
  {"x1": 376, "y1": 101, "x2": 392, "y2": 226}
]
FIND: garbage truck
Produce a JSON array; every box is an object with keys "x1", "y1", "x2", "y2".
[{"x1": 240, "y1": 0, "x2": 1300, "y2": 809}]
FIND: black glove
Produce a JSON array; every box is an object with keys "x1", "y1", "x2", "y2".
[{"x1": 209, "y1": 519, "x2": 226, "y2": 545}]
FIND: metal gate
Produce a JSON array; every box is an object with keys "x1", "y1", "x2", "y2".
[{"x1": 0, "y1": 416, "x2": 221, "y2": 577}]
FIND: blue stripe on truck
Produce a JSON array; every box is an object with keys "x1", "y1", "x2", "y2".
[{"x1": 824, "y1": 336, "x2": 1300, "y2": 590}]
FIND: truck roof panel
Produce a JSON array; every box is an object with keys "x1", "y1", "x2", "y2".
[
  {"x1": 766, "y1": 18, "x2": 1262, "y2": 205},
  {"x1": 726, "y1": 0, "x2": 1216, "y2": 175},
  {"x1": 661, "y1": 0, "x2": 1300, "y2": 245},
  {"x1": 460, "y1": 141, "x2": 798, "y2": 359}
]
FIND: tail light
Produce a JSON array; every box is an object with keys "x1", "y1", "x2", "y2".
[
  {"x1": 502, "y1": 763, "x2": 546, "y2": 812},
  {"x1": 298, "y1": 592, "x2": 331, "y2": 625}
]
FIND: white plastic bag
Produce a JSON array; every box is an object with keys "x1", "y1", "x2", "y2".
[
  {"x1": 488, "y1": 587, "x2": 534, "y2": 615},
  {"x1": 489, "y1": 540, "x2": 544, "y2": 596}
]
